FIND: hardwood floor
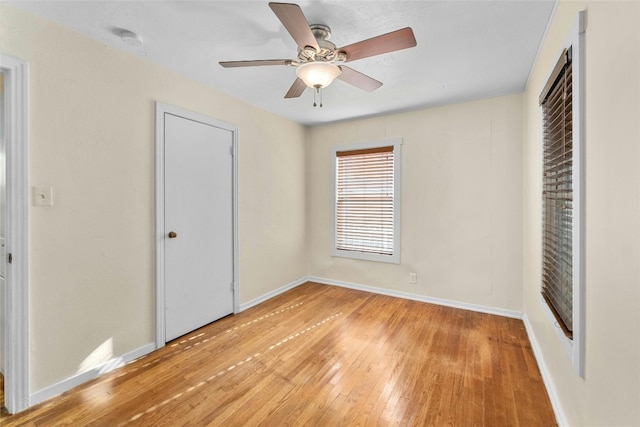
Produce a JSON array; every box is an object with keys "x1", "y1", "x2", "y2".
[{"x1": 0, "y1": 282, "x2": 556, "y2": 426}]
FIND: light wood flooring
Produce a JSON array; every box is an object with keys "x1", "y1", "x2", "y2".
[{"x1": 1, "y1": 282, "x2": 556, "y2": 426}]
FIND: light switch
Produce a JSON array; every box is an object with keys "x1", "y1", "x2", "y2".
[{"x1": 34, "y1": 186, "x2": 53, "y2": 207}]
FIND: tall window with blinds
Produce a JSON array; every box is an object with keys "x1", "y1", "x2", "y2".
[
  {"x1": 540, "y1": 47, "x2": 573, "y2": 339},
  {"x1": 331, "y1": 140, "x2": 401, "y2": 263}
]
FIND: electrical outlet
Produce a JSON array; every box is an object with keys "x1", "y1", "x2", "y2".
[{"x1": 409, "y1": 272, "x2": 417, "y2": 284}]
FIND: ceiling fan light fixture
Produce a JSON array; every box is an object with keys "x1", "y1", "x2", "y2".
[{"x1": 296, "y1": 62, "x2": 341, "y2": 89}]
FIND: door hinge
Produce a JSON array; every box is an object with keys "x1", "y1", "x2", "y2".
[
  {"x1": 229, "y1": 145, "x2": 234, "y2": 157},
  {"x1": 8, "y1": 253, "x2": 13, "y2": 264}
]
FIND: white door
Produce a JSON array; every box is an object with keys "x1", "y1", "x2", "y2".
[{"x1": 163, "y1": 112, "x2": 234, "y2": 342}]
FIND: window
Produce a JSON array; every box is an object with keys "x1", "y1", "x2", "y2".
[
  {"x1": 540, "y1": 47, "x2": 574, "y2": 339},
  {"x1": 538, "y1": 10, "x2": 585, "y2": 377},
  {"x1": 331, "y1": 139, "x2": 401, "y2": 263}
]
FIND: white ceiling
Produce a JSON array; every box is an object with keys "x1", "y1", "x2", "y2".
[{"x1": 8, "y1": 0, "x2": 556, "y2": 126}]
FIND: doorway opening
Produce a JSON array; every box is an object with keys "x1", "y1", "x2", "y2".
[
  {"x1": 1, "y1": 68, "x2": 5, "y2": 410},
  {"x1": 1, "y1": 55, "x2": 30, "y2": 414}
]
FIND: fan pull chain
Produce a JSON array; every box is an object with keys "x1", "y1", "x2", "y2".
[{"x1": 313, "y1": 87, "x2": 323, "y2": 108}]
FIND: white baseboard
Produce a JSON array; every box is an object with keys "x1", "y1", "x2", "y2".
[
  {"x1": 308, "y1": 276, "x2": 523, "y2": 319},
  {"x1": 238, "y1": 277, "x2": 309, "y2": 312},
  {"x1": 522, "y1": 314, "x2": 566, "y2": 426},
  {"x1": 30, "y1": 342, "x2": 156, "y2": 407}
]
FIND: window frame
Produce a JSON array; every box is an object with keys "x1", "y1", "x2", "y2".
[
  {"x1": 538, "y1": 10, "x2": 586, "y2": 378},
  {"x1": 330, "y1": 138, "x2": 402, "y2": 264}
]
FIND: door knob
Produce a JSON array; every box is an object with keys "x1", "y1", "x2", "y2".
[{"x1": 168, "y1": 231, "x2": 177, "y2": 238}]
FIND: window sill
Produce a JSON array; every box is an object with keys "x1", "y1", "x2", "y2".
[{"x1": 331, "y1": 249, "x2": 400, "y2": 264}]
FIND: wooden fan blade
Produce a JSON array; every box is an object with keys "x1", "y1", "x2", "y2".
[
  {"x1": 219, "y1": 59, "x2": 293, "y2": 68},
  {"x1": 285, "y1": 77, "x2": 307, "y2": 98},
  {"x1": 337, "y1": 66, "x2": 383, "y2": 92},
  {"x1": 269, "y1": 2, "x2": 319, "y2": 52},
  {"x1": 338, "y1": 27, "x2": 417, "y2": 62}
]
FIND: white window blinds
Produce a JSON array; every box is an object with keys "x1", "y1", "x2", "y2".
[{"x1": 335, "y1": 146, "x2": 395, "y2": 256}]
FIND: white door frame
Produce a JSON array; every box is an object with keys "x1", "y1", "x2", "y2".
[
  {"x1": 1, "y1": 54, "x2": 30, "y2": 413},
  {"x1": 154, "y1": 102, "x2": 239, "y2": 348}
]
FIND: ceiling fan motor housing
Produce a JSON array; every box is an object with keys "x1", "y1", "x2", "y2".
[{"x1": 297, "y1": 24, "x2": 345, "y2": 64}]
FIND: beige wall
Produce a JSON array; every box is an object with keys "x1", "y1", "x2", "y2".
[
  {"x1": 307, "y1": 94, "x2": 524, "y2": 312},
  {"x1": 523, "y1": 1, "x2": 640, "y2": 425},
  {"x1": 0, "y1": 5, "x2": 307, "y2": 392}
]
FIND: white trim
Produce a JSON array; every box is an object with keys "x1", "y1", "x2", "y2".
[
  {"x1": 239, "y1": 276, "x2": 523, "y2": 319},
  {"x1": 1, "y1": 53, "x2": 30, "y2": 414},
  {"x1": 571, "y1": 10, "x2": 587, "y2": 379},
  {"x1": 232, "y1": 127, "x2": 239, "y2": 314},
  {"x1": 29, "y1": 343, "x2": 156, "y2": 407},
  {"x1": 154, "y1": 104, "x2": 165, "y2": 348},
  {"x1": 522, "y1": 314, "x2": 567, "y2": 426},
  {"x1": 155, "y1": 102, "x2": 239, "y2": 349},
  {"x1": 537, "y1": 10, "x2": 586, "y2": 378},
  {"x1": 330, "y1": 138, "x2": 402, "y2": 264},
  {"x1": 308, "y1": 276, "x2": 523, "y2": 319},
  {"x1": 238, "y1": 277, "x2": 309, "y2": 312}
]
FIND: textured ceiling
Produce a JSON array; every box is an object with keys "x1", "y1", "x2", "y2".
[{"x1": 8, "y1": 0, "x2": 556, "y2": 126}]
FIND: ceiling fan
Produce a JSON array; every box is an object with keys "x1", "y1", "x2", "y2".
[{"x1": 219, "y1": 2, "x2": 417, "y2": 106}]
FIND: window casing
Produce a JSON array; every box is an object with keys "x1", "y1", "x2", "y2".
[{"x1": 331, "y1": 139, "x2": 401, "y2": 263}]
